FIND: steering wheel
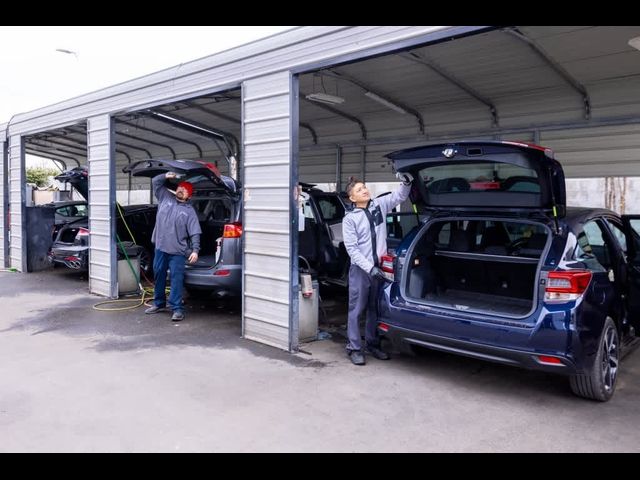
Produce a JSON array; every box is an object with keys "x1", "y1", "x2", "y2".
[{"x1": 508, "y1": 237, "x2": 529, "y2": 252}]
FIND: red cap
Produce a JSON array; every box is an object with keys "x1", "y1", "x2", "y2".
[{"x1": 177, "y1": 181, "x2": 194, "y2": 197}]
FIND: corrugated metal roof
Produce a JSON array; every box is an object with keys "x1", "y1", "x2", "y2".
[{"x1": 14, "y1": 25, "x2": 640, "y2": 179}]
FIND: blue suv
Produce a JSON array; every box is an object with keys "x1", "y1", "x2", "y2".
[{"x1": 378, "y1": 141, "x2": 640, "y2": 401}]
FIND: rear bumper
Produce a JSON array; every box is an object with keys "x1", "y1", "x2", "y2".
[
  {"x1": 49, "y1": 245, "x2": 88, "y2": 270},
  {"x1": 380, "y1": 323, "x2": 578, "y2": 374},
  {"x1": 184, "y1": 264, "x2": 241, "y2": 296}
]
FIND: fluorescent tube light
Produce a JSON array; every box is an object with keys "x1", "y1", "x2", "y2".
[
  {"x1": 305, "y1": 93, "x2": 345, "y2": 105},
  {"x1": 629, "y1": 36, "x2": 640, "y2": 51},
  {"x1": 364, "y1": 91, "x2": 407, "y2": 115}
]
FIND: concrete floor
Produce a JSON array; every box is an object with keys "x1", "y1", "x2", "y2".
[{"x1": 1, "y1": 268, "x2": 639, "y2": 452}]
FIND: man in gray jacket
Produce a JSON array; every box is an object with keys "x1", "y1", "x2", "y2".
[
  {"x1": 145, "y1": 172, "x2": 202, "y2": 321},
  {"x1": 342, "y1": 172, "x2": 413, "y2": 365}
]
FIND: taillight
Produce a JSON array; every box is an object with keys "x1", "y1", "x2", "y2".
[
  {"x1": 544, "y1": 270, "x2": 592, "y2": 303},
  {"x1": 381, "y1": 253, "x2": 396, "y2": 274},
  {"x1": 223, "y1": 222, "x2": 242, "y2": 238},
  {"x1": 381, "y1": 253, "x2": 396, "y2": 281},
  {"x1": 74, "y1": 227, "x2": 90, "y2": 246}
]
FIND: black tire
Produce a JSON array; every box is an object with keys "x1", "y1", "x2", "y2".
[
  {"x1": 569, "y1": 317, "x2": 619, "y2": 402},
  {"x1": 139, "y1": 248, "x2": 153, "y2": 279}
]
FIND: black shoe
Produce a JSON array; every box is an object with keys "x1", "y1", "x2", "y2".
[
  {"x1": 366, "y1": 346, "x2": 390, "y2": 360},
  {"x1": 348, "y1": 350, "x2": 366, "y2": 366},
  {"x1": 145, "y1": 305, "x2": 167, "y2": 314},
  {"x1": 171, "y1": 311, "x2": 185, "y2": 322}
]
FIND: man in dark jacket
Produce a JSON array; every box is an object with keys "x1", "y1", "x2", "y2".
[
  {"x1": 341, "y1": 172, "x2": 413, "y2": 365},
  {"x1": 145, "y1": 172, "x2": 202, "y2": 321}
]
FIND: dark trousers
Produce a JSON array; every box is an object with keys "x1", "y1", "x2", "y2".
[
  {"x1": 152, "y1": 248, "x2": 186, "y2": 313},
  {"x1": 346, "y1": 264, "x2": 382, "y2": 352}
]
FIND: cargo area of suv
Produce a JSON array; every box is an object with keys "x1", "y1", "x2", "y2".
[
  {"x1": 185, "y1": 183, "x2": 241, "y2": 276},
  {"x1": 123, "y1": 159, "x2": 243, "y2": 297},
  {"x1": 402, "y1": 218, "x2": 549, "y2": 317}
]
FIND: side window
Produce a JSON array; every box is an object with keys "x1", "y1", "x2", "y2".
[
  {"x1": 56, "y1": 206, "x2": 70, "y2": 217},
  {"x1": 75, "y1": 204, "x2": 88, "y2": 216},
  {"x1": 302, "y1": 199, "x2": 316, "y2": 222},
  {"x1": 386, "y1": 213, "x2": 418, "y2": 240},
  {"x1": 386, "y1": 215, "x2": 399, "y2": 239},
  {"x1": 604, "y1": 219, "x2": 627, "y2": 254},
  {"x1": 437, "y1": 222, "x2": 451, "y2": 246},
  {"x1": 317, "y1": 199, "x2": 336, "y2": 221},
  {"x1": 577, "y1": 221, "x2": 611, "y2": 269}
]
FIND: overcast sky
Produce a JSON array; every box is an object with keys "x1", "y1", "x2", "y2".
[{"x1": 0, "y1": 26, "x2": 295, "y2": 125}]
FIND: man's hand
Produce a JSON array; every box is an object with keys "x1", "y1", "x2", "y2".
[
  {"x1": 395, "y1": 171, "x2": 414, "y2": 186},
  {"x1": 188, "y1": 252, "x2": 199, "y2": 264},
  {"x1": 369, "y1": 266, "x2": 389, "y2": 282},
  {"x1": 166, "y1": 171, "x2": 177, "y2": 180}
]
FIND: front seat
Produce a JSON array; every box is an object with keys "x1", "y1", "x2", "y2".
[{"x1": 480, "y1": 225, "x2": 510, "y2": 255}]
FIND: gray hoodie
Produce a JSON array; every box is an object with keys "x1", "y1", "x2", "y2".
[
  {"x1": 151, "y1": 174, "x2": 202, "y2": 256},
  {"x1": 342, "y1": 183, "x2": 411, "y2": 274}
]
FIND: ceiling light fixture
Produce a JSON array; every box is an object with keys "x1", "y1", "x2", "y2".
[
  {"x1": 364, "y1": 91, "x2": 407, "y2": 115},
  {"x1": 629, "y1": 36, "x2": 640, "y2": 51},
  {"x1": 305, "y1": 93, "x2": 345, "y2": 105}
]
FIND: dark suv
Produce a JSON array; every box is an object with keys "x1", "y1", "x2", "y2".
[
  {"x1": 49, "y1": 166, "x2": 157, "y2": 274},
  {"x1": 124, "y1": 159, "x2": 243, "y2": 298},
  {"x1": 378, "y1": 141, "x2": 640, "y2": 401}
]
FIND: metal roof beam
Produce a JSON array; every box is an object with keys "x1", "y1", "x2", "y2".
[
  {"x1": 322, "y1": 69, "x2": 425, "y2": 134},
  {"x1": 48, "y1": 158, "x2": 66, "y2": 172},
  {"x1": 25, "y1": 149, "x2": 69, "y2": 170},
  {"x1": 28, "y1": 139, "x2": 86, "y2": 161},
  {"x1": 299, "y1": 114, "x2": 640, "y2": 152},
  {"x1": 39, "y1": 131, "x2": 152, "y2": 160},
  {"x1": 115, "y1": 141, "x2": 152, "y2": 158},
  {"x1": 146, "y1": 109, "x2": 238, "y2": 158},
  {"x1": 25, "y1": 145, "x2": 80, "y2": 167},
  {"x1": 30, "y1": 137, "x2": 133, "y2": 166},
  {"x1": 29, "y1": 136, "x2": 86, "y2": 152},
  {"x1": 300, "y1": 123, "x2": 318, "y2": 144},
  {"x1": 116, "y1": 149, "x2": 132, "y2": 163},
  {"x1": 399, "y1": 51, "x2": 499, "y2": 127},
  {"x1": 300, "y1": 91, "x2": 367, "y2": 140},
  {"x1": 503, "y1": 27, "x2": 591, "y2": 120},
  {"x1": 183, "y1": 100, "x2": 240, "y2": 124},
  {"x1": 116, "y1": 120, "x2": 204, "y2": 157},
  {"x1": 116, "y1": 131, "x2": 176, "y2": 159},
  {"x1": 179, "y1": 101, "x2": 242, "y2": 154}
]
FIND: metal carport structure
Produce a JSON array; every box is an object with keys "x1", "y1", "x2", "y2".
[{"x1": 2, "y1": 26, "x2": 640, "y2": 351}]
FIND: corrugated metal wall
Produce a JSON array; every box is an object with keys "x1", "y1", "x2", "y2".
[
  {"x1": 8, "y1": 136, "x2": 25, "y2": 271},
  {"x1": 241, "y1": 72, "x2": 295, "y2": 351},
  {"x1": 0, "y1": 137, "x2": 7, "y2": 267},
  {"x1": 87, "y1": 115, "x2": 117, "y2": 297},
  {"x1": 542, "y1": 124, "x2": 640, "y2": 177}
]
